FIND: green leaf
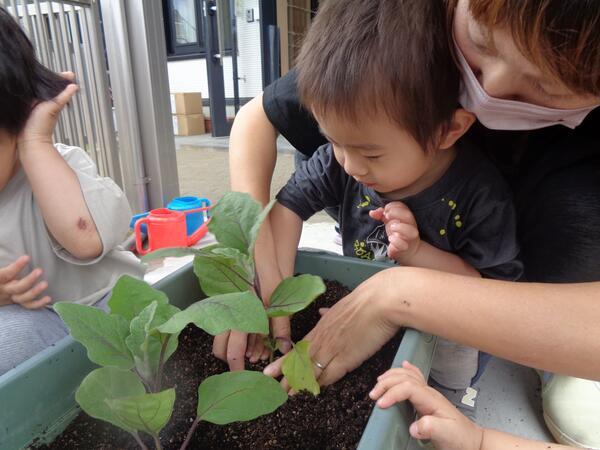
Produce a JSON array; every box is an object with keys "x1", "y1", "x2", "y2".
[
  {"x1": 208, "y1": 192, "x2": 263, "y2": 255},
  {"x1": 140, "y1": 247, "x2": 200, "y2": 262},
  {"x1": 267, "y1": 275, "x2": 326, "y2": 317},
  {"x1": 108, "y1": 275, "x2": 170, "y2": 322},
  {"x1": 193, "y1": 245, "x2": 254, "y2": 296},
  {"x1": 75, "y1": 367, "x2": 146, "y2": 433},
  {"x1": 126, "y1": 302, "x2": 180, "y2": 382},
  {"x1": 107, "y1": 389, "x2": 175, "y2": 435},
  {"x1": 158, "y1": 291, "x2": 269, "y2": 336},
  {"x1": 54, "y1": 302, "x2": 133, "y2": 369},
  {"x1": 197, "y1": 371, "x2": 287, "y2": 424},
  {"x1": 282, "y1": 340, "x2": 320, "y2": 395}
]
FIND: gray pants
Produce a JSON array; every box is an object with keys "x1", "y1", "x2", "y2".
[
  {"x1": 0, "y1": 296, "x2": 108, "y2": 376},
  {"x1": 429, "y1": 338, "x2": 479, "y2": 390},
  {"x1": 0, "y1": 304, "x2": 68, "y2": 375}
]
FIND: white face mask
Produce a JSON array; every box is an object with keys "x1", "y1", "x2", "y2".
[{"x1": 455, "y1": 42, "x2": 599, "y2": 130}]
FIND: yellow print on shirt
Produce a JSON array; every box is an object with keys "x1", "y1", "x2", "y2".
[
  {"x1": 354, "y1": 240, "x2": 374, "y2": 260},
  {"x1": 356, "y1": 195, "x2": 372, "y2": 209}
]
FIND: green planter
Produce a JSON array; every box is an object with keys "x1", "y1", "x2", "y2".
[{"x1": 0, "y1": 250, "x2": 437, "y2": 450}]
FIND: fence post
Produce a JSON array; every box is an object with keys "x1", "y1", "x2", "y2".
[{"x1": 100, "y1": 0, "x2": 179, "y2": 213}]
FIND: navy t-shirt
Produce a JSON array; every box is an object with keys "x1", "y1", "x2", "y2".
[{"x1": 277, "y1": 142, "x2": 523, "y2": 281}]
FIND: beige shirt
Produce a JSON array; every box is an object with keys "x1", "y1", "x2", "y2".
[{"x1": 0, "y1": 144, "x2": 145, "y2": 306}]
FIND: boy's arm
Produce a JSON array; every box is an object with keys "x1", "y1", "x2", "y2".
[
  {"x1": 18, "y1": 83, "x2": 103, "y2": 260},
  {"x1": 399, "y1": 241, "x2": 481, "y2": 277},
  {"x1": 268, "y1": 202, "x2": 303, "y2": 278},
  {"x1": 372, "y1": 203, "x2": 480, "y2": 278}
]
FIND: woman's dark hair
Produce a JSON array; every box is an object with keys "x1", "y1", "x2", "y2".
[{"x1": 0, "y1": 6, "x2": 70, "y2": 135}]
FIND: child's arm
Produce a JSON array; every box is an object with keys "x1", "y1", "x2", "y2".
[
  {"x1": 370, "y1": 361, "x2": 574, "y2": 450},
  {"x1": 370, "y1": 203, "x2": 480, "y2": 277},
  {"x1": 17, "y1": 80, "x2": 103, "y2": 260}
]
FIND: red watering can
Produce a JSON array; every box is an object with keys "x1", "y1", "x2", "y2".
[{"x1": 134, "y1": 207, "x2": 210, "y2": 256}]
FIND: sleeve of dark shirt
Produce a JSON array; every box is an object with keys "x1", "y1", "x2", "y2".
[
  {"x1": 262, "y1": 69, "x2": 327, "y2": 156},
  {"x1": 276, "y1": 145, "x2": 345, "y2": 221},
  {"x1": 451, "y1": 171, "x2": 524, "y2": 281}
]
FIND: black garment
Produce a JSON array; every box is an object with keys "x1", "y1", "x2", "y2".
[
  {"x1": 277, "y1": 143, "x2": 523, "y2": 281},
  {"x1": 264, "y1": 70, "x2": 600, "y2": 282}
]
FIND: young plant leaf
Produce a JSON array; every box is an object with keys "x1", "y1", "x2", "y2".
[
  {"x1": 193, "y1": 245, "x2": 254, "y2": 296},
  {"x1": 140, "y1": 247, "x2": 201, "y2": 262},
  {"x1": 54, "y1": 302, "x2": 133, "y2": 370},
  {"x1": 75, "y1": 367, "x2": 146, "y2": 433},
  {"x1": 208, "y1": 192, "x2": 263, "y2": 255},
  {"x1": 126, "y1": 301, "x2": 181, "y2": 382},
  {"x1": 197, "y1": 371, "x2": 287, "y2": 424},
  {"x1": 106, "y1": 389, "x2": 176, "y2": 435},
  {"x1": 108, "y1": 275, "x2": 170, "y2": 322},
  {"x1": 266, "y1": 275, "x2": 326, "y2": 317},
  {"x1": 282, "y1": 340, "x2": 320, "y2": 395},
  {"x1": 157, "y1": 291, "x2": 269, "y2": 336}
]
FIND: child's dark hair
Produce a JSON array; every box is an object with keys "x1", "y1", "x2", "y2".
[
  {"x1": 0, "y1": 6, "x2": 70, "y2": 135},
  {"x1": 296, "y1": 0, "x2": 459, "y2": 151}
]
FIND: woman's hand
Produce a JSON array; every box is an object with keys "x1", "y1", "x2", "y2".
[
  {"x1": 370, "y1": 361, "x2": 484, "y2": 450},
  {"x1": 264, "y1": 267, "x2": 403, "y2": 386}
]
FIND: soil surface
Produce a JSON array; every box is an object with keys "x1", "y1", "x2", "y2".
[{"x1": 40, "y1": 281, "x2": 402, "y2": 450}]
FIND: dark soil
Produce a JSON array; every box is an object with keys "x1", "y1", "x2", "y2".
[{"x1": 40, "y1": 280, "x2": 402, "y2": 450}]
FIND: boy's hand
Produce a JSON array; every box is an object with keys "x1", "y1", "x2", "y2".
[
  {"x1": 0, "y1": 255, "x2": 51, "y2": 309},
  {"x1": 369, "y1": 202, "x2": 421, "y2": 264},
  {"x1": 17, "y1": 73, "x2": 79, "y2": 150},
  {"x1": 213, "y1": 316, "x2": 292, "y2": 370},
  {"x1": 369, "y1": 361, "x2": 483, "y2": 450}
]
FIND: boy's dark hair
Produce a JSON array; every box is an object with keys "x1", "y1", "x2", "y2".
[
  {"x1": 296, "y1": 0, "x2": 459, "y2": 151},
  {"x1": 0, "y1": 7, "x2": 69, "y2": 135},
  {"x1": 296, "y1": 0, "x2": 459, "y2": 149}
]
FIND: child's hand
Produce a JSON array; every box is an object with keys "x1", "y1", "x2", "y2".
[
  {"x1": 17, "y1": 73, "x2": 78, "y2": 150},
  {"x1": 0, "y1": 255, "x2": 51, "y2": 309},
  {"x1": 246, "y1": 316, "x2": 292, "y2": 363},
  {"x1": 213, "y1": 316, "x2": 292, "y2": 370},
  {"x1": 369, "y1": 202, "x2": 421, "y2": 264},
  {"x1": 370, "y1": 361, "x2": 483, "y2": 450}
]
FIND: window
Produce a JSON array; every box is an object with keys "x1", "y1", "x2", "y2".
[
  {"x1": 163, "y1": 0, "x2": 233, "y2": 61},
  {"x1": 164, "y1": 0, "x2": 205, "y2": 59}
]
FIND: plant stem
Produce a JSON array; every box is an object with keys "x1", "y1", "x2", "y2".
[
  {"x1": 131, "y1": 431, "x2": 149, "y2": 450},
  {"x1": 253, "y1": 274, "x2": 262, "y2": 301},
  {"x1": 155, "y1": 335, "x2": 171, "y2": 392},
  {"x1": 153, "y1": 433, "x2": 163, "y2": 450},
  {"x1": 133, "y1": 368, "x2": 153, "y2": 392},
  {"x1": 180, "y1": 416, "x2": 201, "y2": 450}
]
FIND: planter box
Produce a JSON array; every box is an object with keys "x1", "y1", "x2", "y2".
[{"x1": 0, "y1": 250, "x2": 437, "y2": 450}]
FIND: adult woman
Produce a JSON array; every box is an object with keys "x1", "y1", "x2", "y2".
[{"x1": 222, "y1": 0, "x2": 600, "y2": 447}]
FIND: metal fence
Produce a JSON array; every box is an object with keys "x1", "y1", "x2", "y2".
[{"x1": 2, "y1": 0, "x2": 121, "y2": 184}]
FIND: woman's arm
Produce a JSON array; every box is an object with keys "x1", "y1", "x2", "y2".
[
  {"x1": 229, "y1": 93, "x2": 278, "y2": 204},
  {"x1": 265, "y1": 266, "x2": 600, "y2": 384}
]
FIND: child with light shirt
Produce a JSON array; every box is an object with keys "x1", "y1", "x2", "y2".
[
  {"x1": 0, "y1": 7, "x2": 144, "y2": 375},
  {"x1": 258, "y1": 0, "x2": 523, "y2": 413}
]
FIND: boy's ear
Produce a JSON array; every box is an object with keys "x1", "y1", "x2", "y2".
[{"x1": 438, "y1": 109, "x2": 476, "y2": 150}]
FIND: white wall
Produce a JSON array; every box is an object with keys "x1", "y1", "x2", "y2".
[{"x1": 167, "y1": 0, "x2": 263, "y2": 100}]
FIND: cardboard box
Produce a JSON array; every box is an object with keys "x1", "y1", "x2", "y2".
[
  {"x1": 173, "y1": 114, "x2": 206, "y2": 136},
  {"x1": 170, "y1": 92, "x2": 203, "y2": 115}
]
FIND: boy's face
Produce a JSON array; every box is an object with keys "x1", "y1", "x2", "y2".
[{"x1": 315, "y1": 111, "x2": 443, "y2": 199}]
